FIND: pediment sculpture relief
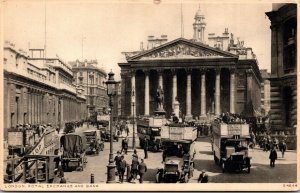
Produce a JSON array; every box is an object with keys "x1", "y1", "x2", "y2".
[{"x1": 140, "y1": 43, "x2": 224, "y2": 59}]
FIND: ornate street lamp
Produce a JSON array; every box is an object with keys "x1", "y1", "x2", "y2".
[{"x1": 105, "y1": 70, "x2": 118, "y2": 183}]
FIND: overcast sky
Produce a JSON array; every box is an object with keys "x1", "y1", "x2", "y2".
[{"x1": 4, "y1": 0, "x2": 274, "y2": 80}]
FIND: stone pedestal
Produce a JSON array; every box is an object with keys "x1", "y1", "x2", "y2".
[
  {"x1": 173, "y1": 100, "x2": 180, "y2": 118},
  {"x1": 154, "y1": 110, "x2": 166, "y2": 117},
  {"x1": 199, "y1": 116, "x2": 207, "y2": 121}
]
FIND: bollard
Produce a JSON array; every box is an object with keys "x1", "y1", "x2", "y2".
[
  {"x1": 90, "y1": 173, "x2": 94, "y2": 183},
  {"x1": 126, "y1": 165, "x2": 131, "y2": 182}
]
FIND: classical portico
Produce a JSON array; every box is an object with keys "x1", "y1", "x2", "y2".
[{"x1": 118, "y1": 38, "x2": 260, "y2": 120}]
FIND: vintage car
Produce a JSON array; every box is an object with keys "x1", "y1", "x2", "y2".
[
  {"x1": 83, "y1": 129, "x2": 104, "y2": 154},
  {"x1": 156, "y1": 141, "x2": 195, "y2": 183}
]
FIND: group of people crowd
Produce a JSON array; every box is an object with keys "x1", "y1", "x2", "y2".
[
  {"x1": 10, "y1": 123, "x2": 50, "y2": 138},
  {"x1": 64, "y1": 120, "x2": 84, "y2": 134},
  {"x1": 7, "y1": 123, "x2": 54, "y2": 158},
  {"x1": 214, "y1": 112, "x2": 248, "y2": 124},
  {"x1": 114, "y1": 149, "x2": 148, "y2": 183}
]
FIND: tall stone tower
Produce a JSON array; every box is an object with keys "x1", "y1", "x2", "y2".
[{"x1": 193, "y1": 6, "x2": 206, "y2": 43}]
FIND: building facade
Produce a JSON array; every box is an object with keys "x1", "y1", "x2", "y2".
[
  {"x1": 3, "y1": 42, "x2": 87, "y2": 139},
  {"x1": 266, "y1": 4, "x2": 297, "y2": 135},
  {"x1": 260, "y1": 69, "x2": 271, "y2": 116},
  {"x1": 119, "y1": 8, "x2": 262, "y2": 120},
  {"x1": 70, "y1": 60, "x2": 108, "y2": 117}
]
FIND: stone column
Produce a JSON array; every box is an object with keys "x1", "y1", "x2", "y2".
[
  {"x1": 131, "y1": 71, "x2": 136, "y2": 117},
  {"x1": 18, "y1": 87, "x2": 25, "y2": 125},
  {"x1": 215, "y1": 68, "x2": 221, "y2": 116},
  {"x1": 186, "y1": 70, "x2": 192, "y2": 119},
  {"x1": 172, "y1": 69, "x2": 177, "y2": 109},
  {"x1": 144, "y1": 71, "x2": 150, "y2": 116},
  {"x1": 32, "y1": 91, "x2": 35, "y2": 124},
  {"x1": 246, "y1": 69, "x2": 252, "y2": 104},
  {"x1": 200, "y1": 69, "x2": 206, "y2": 118},
  {"x1": 158, "y1": 70, "x2": 163, "y2": 90},
  {"x1": 27, "y1": 90, "x2": 31, "y2": 124},
  {"x1": 120, "y1": 73, "x2": 126, "y2": 117},
  {"x1": 230, "y1": 68, "x2": 236, "y2": 114},
  {"x1": 30, "y1": 90, "x2": 33, "y2": 124},
  {"x1": 38, "y1": 92, "x2": 41, "y2": 124}
]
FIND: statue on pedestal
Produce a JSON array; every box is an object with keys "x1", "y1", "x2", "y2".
[{"x1": 155, "y1": 86, "x2": 164, "y2": 111}]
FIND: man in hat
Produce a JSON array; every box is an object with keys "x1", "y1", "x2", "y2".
[
  {"x1": 138, "y1": 159, "x2": 147, "y2": 183},
  {"x1": 129, "y1": 154, "x2": 139, "y2": 182},
  {"x1": 269, "y1": 146, "x2": 277, "y2": 167},
  {"x1": 198, "y1": 170, "x2": 208, "y2": 183},
  {"x1": 119, "y1": 155, "x2": 127, "y2": 183},
  {"x1": 121, "y1": 137, "x2": 128, "y2": 155},
  {"x1": 143, "y1": 136, "x2": 148, "y2": 159},
  {"x1": 114, "y1": 151, "x2": 122, "y2": 181}
]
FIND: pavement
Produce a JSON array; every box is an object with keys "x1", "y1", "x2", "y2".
[{"x1": 63, "y1": 123, "x2": 297, "y2": 183}]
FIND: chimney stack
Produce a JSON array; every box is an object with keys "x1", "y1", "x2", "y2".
[{"x1": 140, "y1": 42, "x2": 144, "y2": 51}]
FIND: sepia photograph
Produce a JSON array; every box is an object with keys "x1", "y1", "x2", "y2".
[{"x1": 0, "y1": 0, "x2": 298, "y2": 191}]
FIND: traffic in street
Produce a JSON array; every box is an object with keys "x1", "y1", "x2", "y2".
[{"x1": 62, "y1": 123, "x2": 297, "y2": 184}]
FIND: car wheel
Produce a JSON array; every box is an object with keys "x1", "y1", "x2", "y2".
[
  {"x1": 153, "y1": 145, "x2": 158, "y2": 152},
  {"x1": 213, "y1": 152, "x2": 218, "y2": 165},
  {"x1": 184, "y1": 174, "x2": 189, "y2": 183},
  {"x1": 155, "y1": 172, "x2": 161, "y2": 183},
  {"x1": 222, "y1": 162, "x2": 226, "y2": 173},
  {"x1": 247, "y1": 166, "x2": 251, "y2": 173}
]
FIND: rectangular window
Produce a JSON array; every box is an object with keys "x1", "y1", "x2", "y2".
[
  {"x1": 89, "y1": 87, "x2": 94, "y2": 95},
  {"x1": 283, "y1": 18, "x2": 297, "y2": 73}
]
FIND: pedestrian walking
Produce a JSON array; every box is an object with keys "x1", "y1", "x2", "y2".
[
  {"x1": 138, "y1": 159, "x2": 147, "y2": 183},
  {"x1": 143, "y1": 136, "x2": 148, "y2": 159},
  {"x1": 269, "y1": 146, "x2": 277, "y2": 167},
  {"x1": 114, "y1": 151, "x2": 122, "y2": 181},
  {"x1": 198, "y1": 170, "x2": 208, "y2": 183},
  {"x1": 279, "y1": 140, "x2": 287, "y2": 158},
  {"x1": 56, "y1": 127, "x2": 60, "y2": 134},
  {"x1": 119, "y1": 155, "x2": 127, "y2": 183},
  {"x1": 132, "y1": 149, "x2": 138, "y2": 159},
  {"x1": 121, "y1": 137, "x2": 128, "y2": 155},
  {"x1": 126, "y1": 124, "x2": 129, "y2": 136},
  {"x1": 129, "y1": 154, "x2": 139, "y2": 182}
]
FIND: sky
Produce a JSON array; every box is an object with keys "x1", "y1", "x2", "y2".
[{"x1": 3, "y1": 0, "x2": 273, "y2": 80}]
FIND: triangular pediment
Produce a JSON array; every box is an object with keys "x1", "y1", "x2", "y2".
[{"x1": 128, "y1": 38, "x2": 237, "y2": 61}]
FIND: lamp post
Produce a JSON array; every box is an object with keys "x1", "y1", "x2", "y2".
[
  {"x1": 132, "y1": 96, "x2": 136, "y2": 149},
  {"x1": 105, "y1": 70, "x2": 118, "y2": 183}
]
